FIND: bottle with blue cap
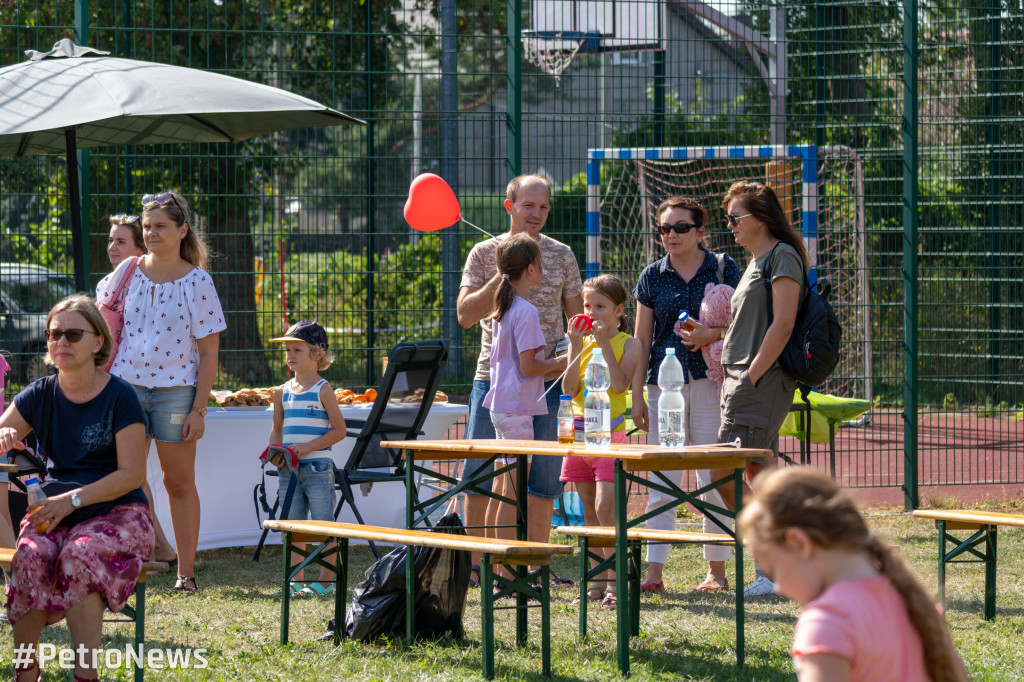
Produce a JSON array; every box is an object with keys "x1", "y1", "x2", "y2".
[{"x1": 25, "y1": 476, "x2": 50, "y2": 532}]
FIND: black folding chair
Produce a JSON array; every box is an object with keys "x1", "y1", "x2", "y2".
[{"x1": 333, "y1": 339, "x2": 449, "y2": 558}]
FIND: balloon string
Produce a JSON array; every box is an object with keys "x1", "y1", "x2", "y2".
[
  {"x1": 461, "y1": 218, "x2": 494, "y2": 238},
  {"x1": 538, "y1": 340, "x2": 591, "y2": 402}
]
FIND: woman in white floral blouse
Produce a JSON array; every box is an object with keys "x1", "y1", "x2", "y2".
[{"x1": 98, "y1": 192, "x2": 226, "y2": 594}]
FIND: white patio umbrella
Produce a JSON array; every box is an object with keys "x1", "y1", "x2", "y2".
[{"x1": 0, "y1": 39, "x2": 364, "y2": 289}]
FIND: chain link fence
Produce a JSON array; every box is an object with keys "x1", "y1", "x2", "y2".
[{"x1": 1, "y1": 0, "x2": 1021, "y2": 504}]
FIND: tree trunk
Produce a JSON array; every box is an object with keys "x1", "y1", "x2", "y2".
[{"x1": 209, "y1": 201, "x2": 269, "y2": 385}]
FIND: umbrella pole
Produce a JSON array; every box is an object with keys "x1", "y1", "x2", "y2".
[{"x1": 65, "y1": 127, "x2": 87, "y2": 291}]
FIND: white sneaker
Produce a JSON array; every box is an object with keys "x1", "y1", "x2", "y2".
[{"x1": 741, "y1": 575, "x2": 776, "y2": 597}]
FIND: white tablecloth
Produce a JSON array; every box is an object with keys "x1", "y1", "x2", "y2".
[{"x1": 144, "y1": 402, "x2": 468, "y2": 551}]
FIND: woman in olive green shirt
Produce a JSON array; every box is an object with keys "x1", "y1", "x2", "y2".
[{"x1": 683, "y1": 181, "x2": 807, "y2": 597}]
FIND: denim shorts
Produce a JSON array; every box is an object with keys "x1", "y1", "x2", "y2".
[
  {"x1": 460, "y1": 379, "x2": 563, "y2": 499},
  {"x1": 131, "y1": 384, "x2": 197, "y2": 443},
  {"x1": 277, "y1": 458, "x2": 336, "y2": 521}
]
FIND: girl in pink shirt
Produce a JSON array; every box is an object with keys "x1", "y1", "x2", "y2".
[
  {"x1": 482, "y1": 234, "x2": 567, "y2": 592},
  {"x1": 739, "y1": 468, "x2": 968, "y2": 682}
]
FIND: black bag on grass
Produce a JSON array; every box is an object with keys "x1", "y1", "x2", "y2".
[{"x1": 344, "y1": 512, "x2": 470, "y2": 642}]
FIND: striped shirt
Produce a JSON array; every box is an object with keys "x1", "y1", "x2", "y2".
[{"x1": 281, "y1": 378, "x2": 333, "y2": 460}]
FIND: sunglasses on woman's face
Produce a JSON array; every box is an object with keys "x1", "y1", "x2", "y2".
[
  {"x1": 142, "y1": 192, "x2": 185, "y2": 215},
  {"x1": 658, "y1": 221, "x2": 699, "y2": 235},
  {"x1": 112, "y1": 213, "x2": 139, "y2": 224},
  {"x1": 44, "y1": 328, "x2": 98, "y2": 343},
  {"x1": 725, "y1": 212, "x2": 753, "y2": 227}
]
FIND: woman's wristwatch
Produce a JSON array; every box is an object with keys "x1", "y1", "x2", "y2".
[{"x1": 191, "y1": 405, "x2": 208, "y2": 417}]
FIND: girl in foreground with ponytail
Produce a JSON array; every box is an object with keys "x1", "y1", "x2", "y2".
[
  {"x1": 481, "y1": 233, "x2": 567, "y2": 592},
  {"x1": 738, "y1": 468, "x2": 968, "y2": 682}
]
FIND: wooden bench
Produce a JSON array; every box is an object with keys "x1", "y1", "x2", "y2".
[
  {"x1": 0, "y1": 548, "x2": 168, "y2": 682},
  {"x1": 555, "y1": 525, "x2": 734, "y2": 637},
  {"x1": 263, "y1": 519, "x2": 573, "y2": 679},
  {"x1": 913, "y1": 509, "x2": 1024, "y2": 620}
]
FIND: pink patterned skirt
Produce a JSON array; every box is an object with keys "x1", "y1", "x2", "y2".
[{"x1": 6, "y1": 502, "x2": 155, "y2": 625}]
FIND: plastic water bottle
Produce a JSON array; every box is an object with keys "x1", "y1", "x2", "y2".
[
  {"x1": 25, "y1": 476, "x2": 50, "y2": 533},
  {"x1": 657, "y1": 348, "x2": 685, "y2": 448},
  {"x1": 583, "y1": 348, "x2": 612, "y2": 448},
  {"x1": 557, "y1": 394, "x2": 575, "y2": 445}
]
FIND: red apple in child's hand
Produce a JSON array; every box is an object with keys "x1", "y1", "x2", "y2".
[{"x1": 569, "y1": 314, "x2": 593, "y2": 334}]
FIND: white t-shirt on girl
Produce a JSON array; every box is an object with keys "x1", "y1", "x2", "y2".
[{"x1": 98, "y1": 258, "x2": 226, "y2": 388}]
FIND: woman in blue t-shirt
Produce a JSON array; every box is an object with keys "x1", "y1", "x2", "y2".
[{"x1": 0, "y1": 294, "x2": 153, "y2": 682}]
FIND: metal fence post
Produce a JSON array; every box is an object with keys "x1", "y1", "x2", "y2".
[
  {"x1": 440, "y1": 0, "x2": 462, "y2": 375},
  {"x1": 506, "y1": 0, "x2": 522, "y2": 178},
  {"x1": 74, "y1": 0, "x2": 91, "y2": 289},
  {"x1": 902, "y1": 0, "x2": 919, "y2": 511}
]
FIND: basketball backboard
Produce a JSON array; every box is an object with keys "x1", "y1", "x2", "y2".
[{"x1": 528, "y1": 0, "x2": 666, "y2": 53}]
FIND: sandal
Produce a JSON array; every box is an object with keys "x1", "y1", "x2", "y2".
[
  {"x1": 174, "y1": 575, "x2": 198, "y2": 594},
  {"x1": 601, "y1": 590, "x2": 617, "y2": 610},
  {"x1": 640, "y1": 580, "x2": 665, "y2": 593},
  {"x1": 296, "y1": 582, "x2": 336, "y2": 598},
  {"x1": 570, "y1": 587, "x2": 604, "y2": 605},
  {"x1": 468, "y1": 564, "x2": 481, "y2": 589},
  {"x1": 14, "y1": 660, "x2": 40, "y2": 682},
  {"x1": 696, "y1": 578, "x2": 729, "y2": 592}
]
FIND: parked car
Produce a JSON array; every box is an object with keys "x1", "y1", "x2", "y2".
[{"x1": 1, "y1": 262, "x2": 75, "y2": 383}]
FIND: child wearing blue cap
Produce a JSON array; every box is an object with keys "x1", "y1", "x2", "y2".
[{"x1": 269, "y1": 320, "x2": 347, "y2": 597}]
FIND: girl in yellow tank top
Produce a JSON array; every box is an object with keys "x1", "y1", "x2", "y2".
[{"x1": 559, "y1": 275, "x2": 641, "y2": 608}]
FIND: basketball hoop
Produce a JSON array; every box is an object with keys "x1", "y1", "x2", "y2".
[{"x1": 522, "y1": 31, "x2": 599, "y2": 85}]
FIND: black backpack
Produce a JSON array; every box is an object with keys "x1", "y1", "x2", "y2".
[{"x1": 763, "y1": 243, "x2": 842, "y2": 396}]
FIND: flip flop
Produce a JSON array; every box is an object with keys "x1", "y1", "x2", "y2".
[
  {"x1": 640, "y1": 580, "x2": 665, "y2": 593},
  {"x1": 274, "y1": 581, "x2": 303, "y2": 597},
  {"x1": 549, "y1": 571, "x2": 574, "y2": 588},
  {"x1": 296, "y1": 583, "x2": 336, "y2": 598},
  {"x1": 601, "y1": 591, "x2": 617, "y2": 610},
  {"x1": 468, "y1": 565, "x2": 481, "y2": 589}
]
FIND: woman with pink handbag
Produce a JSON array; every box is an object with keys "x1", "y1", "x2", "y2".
[
  {"x1": 96, "y1": 214, "x2": 177, "y2": 568},
  {"x1": 96, "y1": 193, "x2": 226, "y2": 594}
]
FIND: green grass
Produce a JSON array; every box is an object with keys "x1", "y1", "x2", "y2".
[{"x1": 3, "y1": 510, "x2": 1023, "y2": 680}]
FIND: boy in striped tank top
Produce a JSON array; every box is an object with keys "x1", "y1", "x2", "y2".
[{"x1": 270, "y1": 321, "x2": 347, "y2": 597}]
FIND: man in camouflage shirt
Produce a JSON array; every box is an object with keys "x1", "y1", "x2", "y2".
[{"x1": 457, "y1": 174, "x2": 583, "y2": 587}]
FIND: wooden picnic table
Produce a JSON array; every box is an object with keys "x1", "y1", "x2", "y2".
[
  {"x1": 381, "y1": 438, "x2": 772, "y2": 675},
  {"x1": 0, "y1": 463, "x2": 16, "y2": 474}
]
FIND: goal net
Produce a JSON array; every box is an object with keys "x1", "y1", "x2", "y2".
[{"x1": 588, "y1": 145, "x2": 870, "y2": 404}]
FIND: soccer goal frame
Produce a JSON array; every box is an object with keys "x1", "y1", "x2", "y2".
[{"x1": 585, "y1": 144, "x2": 871, "y2": 405}]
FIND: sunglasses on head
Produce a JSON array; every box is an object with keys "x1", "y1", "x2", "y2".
[
  {"x1": 142, "y1": 192, "x2": 185, "y2": 215},
  {"x1": 725, "y1": 212, "x2": 753, "y2": 227},
  {"x1": 658, "y1": 221, "x2": 700, "y2": 235},
  {"x1": 111, "y1": 213, "x2": 139, "y2": 224},
  {"x1": 44, "y1": 328, "x2": 97, "y2": 343}
]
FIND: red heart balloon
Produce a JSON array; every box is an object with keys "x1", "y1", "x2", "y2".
[
  {"x1": 569, "y1": 314, "x2": 593, "y2": 334},
  {"x1": 404, "y1": 173, "x2": 462, "y2": 232}
]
